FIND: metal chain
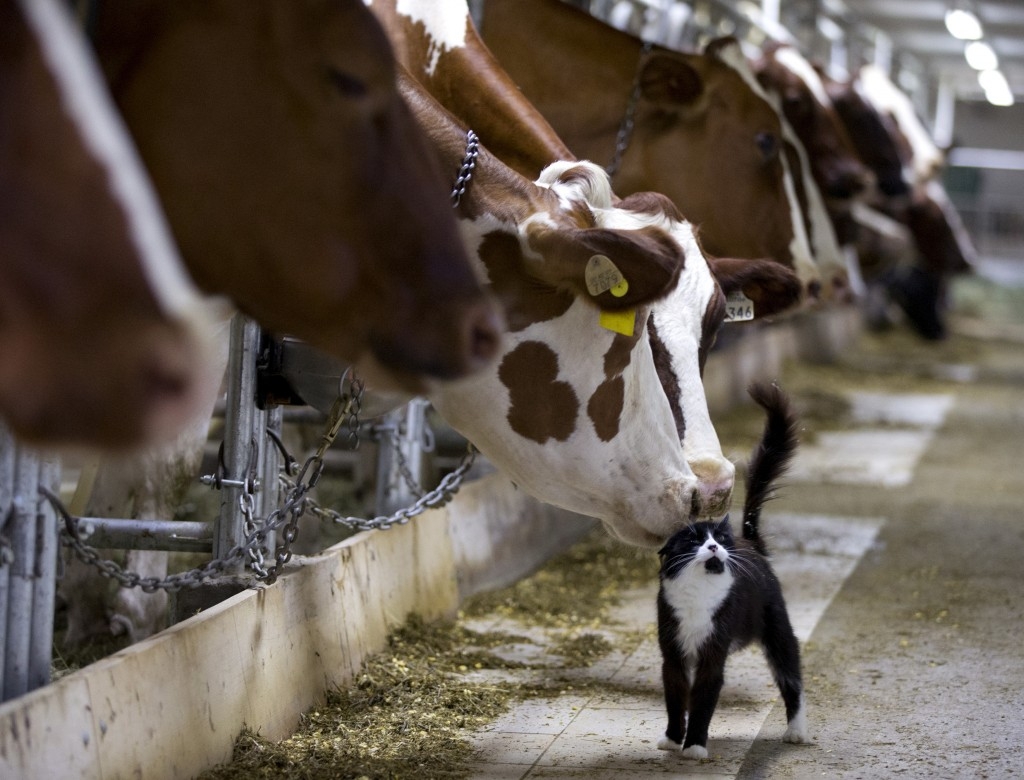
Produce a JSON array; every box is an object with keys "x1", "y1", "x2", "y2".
[
  {"x1": 46, "y1": 372, "x2": 476, "y2": 590},
  {"x1": 451, "y1": 129, "x2": 479, "y2": 207},
  {"x1": 285, "y1": 444, "x2": 476, "y2": 534},
  {"x1": 606, "y1": 41, "x2": 654, "y2": 177}
]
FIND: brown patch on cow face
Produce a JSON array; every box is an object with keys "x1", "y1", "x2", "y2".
[
  {"x1": 587, "y1": 376, "x2": 625, "y2": 442},
  {"x1": 699, "y1": 284, "x2": 727, "y2": 375},
  {"x1": 499, "y1": 341, "x2": 578, "y2": 443},
  {"x1": 648, "y1": 319, "x2": 685, "y2": 442},
  {"x1": 587, "y1": 320, "x2": 643, "y2": 442},
  {"x1": 478, "y1": 230, "x2": 575, "y2": 332}
]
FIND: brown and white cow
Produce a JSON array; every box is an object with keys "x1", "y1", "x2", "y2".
[
  {"x1": 0, "y1": 0, "x2": 222, "y2": 449},
  {"x1": 828, "y1": 66, "x2": 976, "y2": 338},
  {"x1": 403, "y1": 73, "x2": 801, "y2": 547},
  {"x1": 755, "y1": 43, "x2": 871, "y2": 248},
  {"x1": 372, "y1": 0, "x2": 801, "y2": 514},
  {"x1": 57, "y1": 0, "x2": 505, "y2": 645},
  {"x1": 480, "y1": 0, "x2": 821, "y2": 298},
  {"x1": 91, "y1": 0, "x2": 501, "y2": 393}
]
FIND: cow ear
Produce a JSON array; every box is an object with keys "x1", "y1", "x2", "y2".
[
  {"x1": 638, "y1": 53, "x2": 704, "y2": 108},
  {"x1": 707, "y1": 257, "x2": 803, "y2": 318},
  {"x1": 524, "y1": 224, "x2": 684, "y2": 310}
]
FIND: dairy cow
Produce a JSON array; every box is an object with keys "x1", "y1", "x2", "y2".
[
  {"x1": 56, "y1": 0, "x2": 503, "y2": 646},
  {"x1": 91, "y1": 0, "x2": 501, "y2": 392},
  {"x1": 755, "y1": 43, "x2": 871, "y2": 247},
  {"x1": 0, "y1": 0, "x2": 221, "y2": 448},
  {"x1": 403, "y1": 76, "x2": 709, "y2": 547},
  {"x1": 827, "y1": 66, "x2": 976, "y2": 338},
  {"x1": 371, "y1": 0, "x2": 801, "y2": 514},
  {"x1": 481, "y1": 0, "x2": 822, "y2": 298}
]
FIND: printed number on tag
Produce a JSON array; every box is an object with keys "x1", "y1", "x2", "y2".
[{"x1": 724, "y1": 291, "x2": 754, "y2": 322}]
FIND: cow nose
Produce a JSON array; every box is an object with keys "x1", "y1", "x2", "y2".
[{"x1": 690, "y1": 455, "x2": 736, "y2": 517}]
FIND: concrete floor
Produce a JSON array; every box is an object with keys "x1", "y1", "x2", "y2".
[{"x1": 457, "y1": 273, "x2": 1024, "y2": 779}]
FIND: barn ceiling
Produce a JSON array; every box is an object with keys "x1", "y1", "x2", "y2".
[{"x1": 830, "y1": 0, "x2": 1024, "y2": 101}]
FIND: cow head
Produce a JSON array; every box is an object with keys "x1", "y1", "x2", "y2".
[
  {"x1": 612, "y1": 38, "x2": 818, "y2": 292},
  {"x1": 0, "y1": 0, "x2": 224, "y2": 449},
  {"x1": 756, "y1": 44, "x2": 870, "y2": 202},
  {"x1": 477, "y1": 1, "x2": 821, "y2": 304},
  {"x1": 92, "y1": 0, "x2": 501, "y2": 393}
]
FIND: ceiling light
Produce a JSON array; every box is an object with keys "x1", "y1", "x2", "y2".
[
  {"x1": 978, "y1": 69, "x2": 1015, "y2": 106},
  {"x1": 964, "y1": 41, "x2": 998, "y2": 71},
  {"x1": 945, "y1": 8, "x2": 983, "y2": 40}
]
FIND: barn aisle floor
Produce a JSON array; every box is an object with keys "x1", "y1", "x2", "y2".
[{"x1": 458, "y1": 267, "x2": 1024, "y2": 779}]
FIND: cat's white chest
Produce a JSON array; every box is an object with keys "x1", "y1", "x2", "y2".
[{"x1": 663, "y1": 567, "x2": 734, "y2": 660}]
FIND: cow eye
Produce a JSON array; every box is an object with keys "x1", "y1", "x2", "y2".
[
  {"x1": 327, "y1": 66, "x2": 368, "y2": 98},
  {"x1": 755, "y1": 131, "x2": 778, "y2": 161}
]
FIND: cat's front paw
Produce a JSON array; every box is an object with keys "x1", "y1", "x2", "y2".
[
  {"x1": 657, "y1": 736, "x2": 682, "y2": 751},
  {"x1": 783, "y1": 706, "x2": 810, "y2": 744},
  {"x1": 782, "y1": 725, "x2": 810, "y2": 744},
  {"x1": 681, "y1": 744, "x2": 708, "y2": 759}
]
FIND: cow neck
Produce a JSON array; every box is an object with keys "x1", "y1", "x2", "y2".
[
  {"x1": 399, "y1": 73, "x2": 540, "y2": 225},
  {"x1": 481, "y1": 0, "x2": 641, "y2": 164}
]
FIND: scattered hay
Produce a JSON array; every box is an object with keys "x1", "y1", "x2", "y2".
[
  {"x1": 200, "y1": 530, "x2": 655, "y2": 779},
  {"x1": 461, "y1": 530, "x2": 658, "y2": 628}
]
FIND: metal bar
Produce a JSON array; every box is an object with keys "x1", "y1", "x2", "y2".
[
  {"x1": 215, "y1": 314, "x2": 261, "y2": 568},
  {"x1": 0, "y1": 423, "x2": 16, "y2": 697},
  {"x1": 260, "y1": 407, "x2": 282, "y2": 551},
  {"x1": 74, "y1": 518, "x2": 214, "y2": 553},
  {"x1": 374, "y1": 399, "x2": 428, "y2": 516},
  {"x1": 28, "y1": 456, "x2": 59, "y2": 691},
  {"x1": 3, "y1": 450, "x2": 39, "y2": 701}
]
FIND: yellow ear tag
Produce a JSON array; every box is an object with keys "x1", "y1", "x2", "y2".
[
  {"x1": 609, "y1": 278, "x2": 629, "y2": 298},
  {"x1": 599, "y1": 308, "x2": 636, "y2": 336}
]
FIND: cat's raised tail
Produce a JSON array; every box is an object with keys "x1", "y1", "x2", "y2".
[{"x1": 742, "y1": 382, "x2": 800, "y2": 556}]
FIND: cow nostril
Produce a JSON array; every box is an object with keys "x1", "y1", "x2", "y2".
[{"x1": 689, "y1": 488, "x2": 702, "y2": 519}]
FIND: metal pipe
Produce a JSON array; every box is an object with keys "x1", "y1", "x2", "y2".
[
  {"x1": 3, "y1": 450, "x2": 38, "y2": 700},
  {"x1": 28, "y1": 456, "x2": 59, "y2": 691},
  {"x1": 75, "y1": 518, "x2": 214, "y2": 553},
  {"x1": 215, "y1": 315, "x2": 261, "y2": 568},
  {"x1": 0, "y1": 423, "x2": 16, "y2": 698}
]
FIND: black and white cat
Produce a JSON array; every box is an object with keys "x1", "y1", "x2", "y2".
[{"x1": 656, "y1": 381, "x2": 809, "y2": 758}]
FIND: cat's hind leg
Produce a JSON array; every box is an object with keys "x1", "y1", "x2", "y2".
[{"x1": 762, "y1": 601, "x2": 810, "y2": 743}]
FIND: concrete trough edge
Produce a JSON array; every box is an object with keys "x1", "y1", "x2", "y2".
[{"x1": 0, "y1": 306, "x2": 861, "y2": 780}]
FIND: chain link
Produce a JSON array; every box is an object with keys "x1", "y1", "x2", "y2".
[
  {"x1": 46, "y1": 373, "x2": 477, "y2": 591},
  {"x1": 285, "y1": 444, "x2": 476, "y2": 534},
  {"x1": 606, "y1": 41, "x2": 654, "y2": 178},
  {"x1": 451, "y1": 129, "x2": 479, "y2": 207}
]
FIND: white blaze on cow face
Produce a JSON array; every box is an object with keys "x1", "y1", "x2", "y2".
[
  {"x1": 858, "y1": 64, "x2": 944, "y2": 186},
  {"x1": 712, "y1": 41, "x2": 820, "y2": 297},
  {"x1": 370, "y1": 0, "x2": 469, "y2": 75},
  {"x1": 20, "y1": 0, "x2": 209, "y2": 321},
  {"x1": 773, "y1": 46, "x2": 833, "y2": 109}
]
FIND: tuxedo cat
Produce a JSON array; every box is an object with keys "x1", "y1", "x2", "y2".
[{"x1": 656, "y1": 381, "x2": 809, "y2": 758}]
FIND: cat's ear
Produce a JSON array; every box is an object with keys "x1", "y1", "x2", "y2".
[
  {"x1": 716, "y1": 515, "x2": 733, "y2": 534},
  {"x1": 658, "y1": 542, "x2": 670, "y2": 557}
]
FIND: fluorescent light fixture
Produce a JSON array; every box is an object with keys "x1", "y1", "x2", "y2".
[
  {"x1": 978, "y1": 69, "x2": 1015, "y2": 106},
  {"x1": 945, "y1": 8, "x2": 983, "y2": 40},
  {"x1": 964, "y1": 41, "x2": 998, "y2": 71}
]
